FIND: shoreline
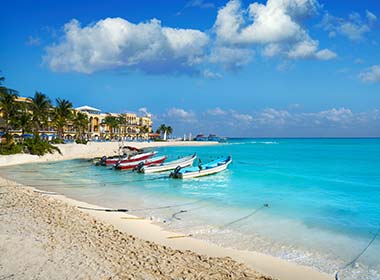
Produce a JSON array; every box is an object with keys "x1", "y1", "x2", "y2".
[
  {"x1": 0, "y1": 141, "x2": 331, "y2": 280},
  {"x1": 0, "y1": 140, "x2": 218, "y2": 167}
]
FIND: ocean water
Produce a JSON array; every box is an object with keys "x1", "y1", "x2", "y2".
[{"x1": 1, "y1": 138, "x2": 380, "y2": 279}]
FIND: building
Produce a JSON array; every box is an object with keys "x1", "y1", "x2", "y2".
[
  {"x1": 75, "y1": 105, "x2": 153, "y2": 140},
  {"x1": 0, "y1": 97, "x2": 153, "y2": 140}
]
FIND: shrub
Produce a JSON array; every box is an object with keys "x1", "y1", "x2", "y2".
[
  {"x1": 24, "y1": 136, "x2": 62, "y2": 156},
  {"x1": 75, "y1": 139, "x2": 88, "y2": 145},
  {"x1": 50, "y1": 138, "x2": 65, "y2": 144},
  {"x1": 0, "y1": 142, "x2": 23, "y2": 155}
]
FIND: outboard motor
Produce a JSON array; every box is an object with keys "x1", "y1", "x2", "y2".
[
  {"x1": 114, "y1": 159, "x2": 122, "y2": 169},
  {"x1": 133, "y1": 161, "x2": 145, "y2": 172},
  {"x1": 170, "y1": 165, "x2": 182, "y2": 178},
  {"x1": 97, "y1": 155, "x2": 107, "y2": 166}
]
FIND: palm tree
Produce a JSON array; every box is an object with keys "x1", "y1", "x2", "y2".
[
  {"x1": 103, "y1": 115, "x2": 119, "y2": 139},
  {"x1": 166, "y1": 126, "x2": 173, "y2": 138},
  {"x1": 30, "y1": 92, "x2": 52, "y2": 136},
  {"x1": 72, "y1": 111, "x2": 89, "y2": 140},
  {"x1": 156, "y1": 124, "x2": 166, "y2": 137},
  {"x1": 14, "y1": 111, "x2": 32, "y2": 141},
  {"x1": 117, "y1": 115, "x2": 126, "y2": 138},
  {"x1": 0, "y1": 76, "x2": 19, "y2": 137},
  {"x1": 139, "y1": 125, "x2": 150, "y2": 139},
  {"x1": 53, "y1": 98, "x2": 73, "y2": 139},
  {"x1": 155, "y1": 124, "x2": 172, "y2": 140}
]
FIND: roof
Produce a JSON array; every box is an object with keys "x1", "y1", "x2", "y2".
[{"x1": 75, "y1": 105, "x2": 101, "y2": 112}]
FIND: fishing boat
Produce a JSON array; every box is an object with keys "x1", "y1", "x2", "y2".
[
  {"x1": 102, "y1": 151, "x2": 157, "y2": 166},
  {"x1": 136, "y1": 153, "x2": 197, "y2": 173},
  {"x1": 114, "y1": 155, "x2": 167, "y2": 170},
  {"x1": 96, "y1": 146, "x2": 145, "y2": 166},
  {"x1": 170, "y1": 156, "x2": 232, "y2": 179}
]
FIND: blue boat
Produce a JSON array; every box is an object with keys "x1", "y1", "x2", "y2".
[{"x1": 170, "y1": 156, "x2": 232, "y2": 179}]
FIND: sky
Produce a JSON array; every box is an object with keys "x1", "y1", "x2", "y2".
[{"x1": 1, "y1": 0, "x2": 380, "y2": 137}]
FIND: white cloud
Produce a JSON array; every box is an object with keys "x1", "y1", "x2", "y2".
[
  {"x1": 185, "y1": 0, "x2": 214, "y2": 9},
  {"x1": 158, "y1": 107, "x2": 380, "y2": 137},
  {"x1": 308, "y1": 108, "x2": 353, "y2": 124},
  {"x1": 315, "y1": 49, "x2": 337, "y2": 60},
  {"x1": 366, "y1": 10, "x2": 377, "y2": 23},
  {"x1": 167, "y1": 108, "x2": 196, "y2": 122},
  {"x1": 44, "y1": 1, "x2": 338, "y2": 76},
  {"x1": 214, "y1": 0, "x2": 318, "y2": 45},
  {"x1": 138, "y1": 107, "x2": 150, "y2": 115},
  {"x1": 206, "y1": 107, "x2": 227, "y2": 116},
  {"x1": 358, "y1": 65, "x2": 380, "y2": 83},
  {"x1": 203, "y1": 69, "x2": 223, "y2": 79},
  {"x1": 255, "y1": 108, "x2": 293, "y2": 125},
  {"x1": 44, "y1": 18, "x2": 209, "y2": 74},
  {"x1": 320, "y1": 12, "x2": 373, "y2": 41},
  {"x1": 209, "y1": 46, "x2": 253, "y2": 69},
  {"x1": 213, "y1": 0, "x2": 335, "y2": 61},
  {"x1": 26, "y1": 36, "x2": 41, "y2": 46},
  {"x1": 233, "y1": 113, "x2": 254, "y2": 123}
]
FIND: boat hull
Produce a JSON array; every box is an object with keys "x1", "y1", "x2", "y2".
[
  {"x1": 105, "y1": 151, "x2": 156, "y2": 166},
  {"x1": 172, "y1": 158, "x2": 232, "y2": 179},
  {"x1": 141, "y1": 154, "x2": 196, "y2": 173},
  {"x1": 115, "y1": 156, "x2": 167, "y2": 170}
]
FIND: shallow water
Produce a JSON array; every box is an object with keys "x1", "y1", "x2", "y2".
[{"x1": 2, "y1": 138, "x2": 380, "y2": 279}]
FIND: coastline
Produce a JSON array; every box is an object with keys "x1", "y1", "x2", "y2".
[
  {"x1": 0, "y1": 141, "x2": 331, "y2": 280},
  {"x1": 0, "y1": 141, "x2": 218, "y2": 167}
]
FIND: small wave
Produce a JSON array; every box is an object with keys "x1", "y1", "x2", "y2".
[{"x1": 224, "y1": 141, "x2": 279, "y2": 145}]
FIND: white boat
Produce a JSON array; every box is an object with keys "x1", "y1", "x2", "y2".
[
  {"x1": 137, "y1": 154, "x2": 197, "y2": 173},
  {"x1": 170, "y1": 156, "x2": 232, "y2": 179},
  {"x1": 114, "y1": 155, "x2": 167, "y2": 170}
]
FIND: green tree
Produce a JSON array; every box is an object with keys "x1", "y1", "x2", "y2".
[
  {"x1": 117, "y1": 115, "x2": 126, "y2": 138},
  {"x1": 0, "y1": 76, "x2": 19, "y2": 138},
  {"x1": 103, "y1": 115, "x2": 119, "y2": 139},
  {"x1": 14, "y1": 111, "x2": 33, "y2": 140},
  {"x1": 155, "y1": 124, "x2": 172, "y2": 140},
  {"x1": 30, "y1": 92, "x2": 52, "y2": 136},
  {"x1": 166, "y1": 126, "x2": 173, "y2": 138},
  {"x1": 139, "y1": 125, "x2": 150, "y2": 139},
  {"x1": 155, "y1": 124, "x2": 166, "y2": 135},
  {"x1": 73, "y1": 111, "x2": 89, "y2": 140},
  {"x1": 53, "y1": 98, "x2": 73, "y2": 139}
]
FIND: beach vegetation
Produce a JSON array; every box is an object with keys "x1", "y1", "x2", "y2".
[
  {"x1": 73, "y1": 111, "x2": 89, "y2": 142},
  {"x1": 13, "y1": 109, "x2": 33, "y2": 142},
  {"x1": 0, "y1": 76, "x2": 19, "y2": 137},
  {"x1": 0, "y1": 141, "x2": 23, "y2": 155},
  {"x1": 30, "y1": 92, "x2": 52, "y2": 136},
  {"x1": 50, "y1": 138, "x2": 65, "y2": 144},
  {"x1": 24, "y1": 135, "x2": 61, "y2": 156},
  {"x1": 156, "y1": 124, "x2": 173, "y2": 140},
  {"x1": 103, "y1": 115, "x2": 120, "y2": 139},
  {"x1": 53, "y1": 98, "x2": 73, "y2": 139}
]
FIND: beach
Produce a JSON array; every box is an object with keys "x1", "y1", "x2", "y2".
[
  {"x1": 0, "y1": 178, "x2": 272, "y2": 280},
  {"x1": 0, "y1": 141, "x2": 333, "y2": 280}
]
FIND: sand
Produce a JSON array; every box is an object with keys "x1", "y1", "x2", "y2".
[
  {"x1": 0, "y1": 141, "x2": 332, "y2": 280},
  {"x1": 0, "y1": 178, "x2": 272, "y2": 280}
]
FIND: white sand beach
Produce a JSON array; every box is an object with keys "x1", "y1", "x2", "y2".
[{"x1": 0, "y1": 141, "x2": 331, "y2": 280}]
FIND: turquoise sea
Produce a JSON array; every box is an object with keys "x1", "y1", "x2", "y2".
[{"x1": 1, "y1": 138, "x2": 380, "y2": 279}]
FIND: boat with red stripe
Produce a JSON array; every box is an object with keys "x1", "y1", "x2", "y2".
[{"x1": 114, "y1": 155, "x2": 167, "y2": 170}]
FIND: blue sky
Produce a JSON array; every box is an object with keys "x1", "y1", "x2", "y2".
[{"x1": 1, "y1": 0, "x2": 379, "y2": 137}]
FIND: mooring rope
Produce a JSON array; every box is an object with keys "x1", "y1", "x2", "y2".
[
  {"x1": 334, "y1": 224, "x2": 380, "y2": 280},
  {"x1": 77, "y1": 198, "x2": 207, "y2": 213},
  {"x1": 219, "y1": 203, "x2": 270, "y2": 229},
  {"x1": 166, "y1": 203, "x2": 270, "y2": 239}
]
